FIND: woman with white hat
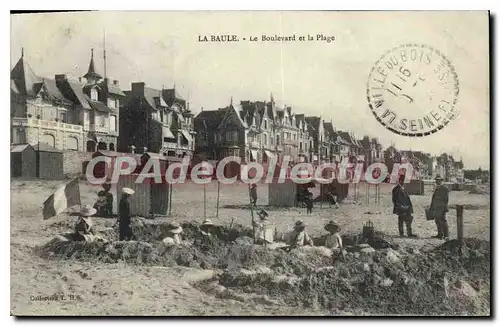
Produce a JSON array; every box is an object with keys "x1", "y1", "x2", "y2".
[
  {"x1": 162, "y1": 222, "x2": 183, "y2": 245},
  {"x1": 253, "y1": 210, "x2": 274, "y2": 244},
  {"x1": 73, "y1": 205, "x2": 96, "y2": 241},
  {"x1": 118, "y1": 187, "x2": 135, "y2": 241},
  {"x1": 200, "y1": 219, "x2": 215, "y2": 236},
  {"x1": 324, "y1": 220, "x2": 343, "y2": 249}
]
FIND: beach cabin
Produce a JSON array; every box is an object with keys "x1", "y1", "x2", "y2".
[
  {"x1": 11, "y1": 144, "x2": 36, "y2": 178},
  {"x1": 33, "y1": 142, "x2": 64, "y2": 180}
]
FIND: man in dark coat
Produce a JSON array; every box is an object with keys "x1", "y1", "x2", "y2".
[
  {"x1": 250, "y1": 183, "x2": 258, "y2": 206},
  {"x1": 392, "y1": 175, "x2": 416, "y2": 237},
  {"x1": 430, "y1": 175, "x2": 450, "y2": 240},
  {"x1": 118, "y1": 187, "x2": 135, "y2": 241}
]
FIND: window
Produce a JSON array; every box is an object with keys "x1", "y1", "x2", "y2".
[
  {"x1": 264, "y1": 134, "x2": 268, "y2": 145},
  {"x1": 91, "y1": 88, "x2": 98, "y2": 101},
  {"x1": 60, "y1": 112, "x2": 67, "y2": 123},
  {"x1": 160, "y1": 110, "x2": 164, "y2": 123},
  {"x1": 226, "y1": 131, "x2": 237, "y2": 142},
  {"x1": 264, "y1": 120, "x2": 268, "y2": 129},
  {"x1": 276, "y1": 135, "x2": 280, "y2": 146},
  {"x1": 300, "y1": 142, "x2": 302, "y2": 150},
  {"x1": 110, "y1": 115, "x2": 117, "y2": 131}
]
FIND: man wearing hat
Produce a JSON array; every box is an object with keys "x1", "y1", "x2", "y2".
[
  {"x1": 324, "y1": 220, "x2": 343, "y2": 250},
  {"x1": 253, "y1": 210, "x2": 274, "y2": 244},
  {"x1": 118, "y1": 188, "x2": 135, "y2": 241},
  {"x1": 285, "y1": 220, "x2": 314, "y2": 248},
  {"x1": 162, "y1": 222, "x2": 183, "y2": 245},
  {"x1": 430, "y1": 175, "x2": 450, "y2": 240},
  {"x1": 73, "y1": 205, "x2": 96, "y2": 241},
  {"x1": 392, "y1": 174, "x2": 417, "y2": 237}
]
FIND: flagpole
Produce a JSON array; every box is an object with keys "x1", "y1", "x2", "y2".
[{"x1": 216, "y1": 180, "x2": 220, "y2": 219}]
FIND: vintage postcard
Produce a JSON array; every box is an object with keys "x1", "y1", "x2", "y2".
[{"x1": 10, "y1": 11, "x2": 490, "y2": 316}]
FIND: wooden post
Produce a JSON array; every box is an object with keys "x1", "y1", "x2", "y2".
[
  {"x1": 216, "y1": 180, "x2": 220, "y2": 219},
  {"x1": 320, "y1": 182, "x2": 323, "y2": 209},
  {"x1": 203, "y1": 183, "x2": 207, "y2": 219},
  {"x1": 248, "y1": 183, "x2": 256, "y2": 244},
  {"x1": 168, "y1": 182, "x2": 173, "y2": 216},
  {"x1": 456, "y1": 204, "x2": 464, "y2": 255},
  {"x1": 366, "y1": 183, "x2": 370, "y2": 204}
]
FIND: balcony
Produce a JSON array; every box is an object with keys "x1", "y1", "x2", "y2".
[
  {"x1": 12, "y1": 117, "x2": 83, "y2": 132},
  {"x1": 249, "y1": 141, "x2": 260, "y2": 148},
  {"x1": 89, "y1": 123, "x2": 112, "y2": 134},
  {"x1": 283, "y1": 139, "x2": 298, "y2": 146}
]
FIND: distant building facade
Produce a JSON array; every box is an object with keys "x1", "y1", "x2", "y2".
[
  {"x1": 119, "y1": 82, "x2": 195, "y2": 157},
  {"x1": 10, "y1": 49, "x2": 124, "y2": 152}
]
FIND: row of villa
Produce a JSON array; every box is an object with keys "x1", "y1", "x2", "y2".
[{"x1": 10, "y1": 49, "x2": 463, "y2": 181}]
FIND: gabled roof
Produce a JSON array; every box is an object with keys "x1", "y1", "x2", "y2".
[
  {"x1": 66, "y1": 80, "x2": 91, "y2": 109},
  {"x1": 11, "y1": 80, "x2": 19, "y2": 94},
  {"x1": 305, "y1": 121, "x2": 315, "y2": 134},
  {"x1": 162, "y1": 88, "x2": 185, "y2": 107},
  {"x1": 99, "y1": 79, "x2": 125, "y2": 97},
  {"x1": 338, "y1": 131, "x2": 354, "y2": 145},
  {"x1": 305, "y1": 117, "x2": 321, "y2": 132},
  {"x1": 11, "y1": 55, "x2": 42, "y2": 96},
  {"x1": 41, "y1": 78, "x2": 72, "y2": 105},
  {"x1": 33, "y1": 142, "x2": 62, "y2": 153},
  {"x1": 11, "y1": 144, "x2": 33, "y2": 153},
  {"x1": 194, "y1": 109, "x2": 228, "y2": 131},
  {"x1": 323, "y1": 122, "x2": 335, "y2": 136},
  {"x1": 84, "y1": 95, "x2": 111, "y2": 113},
  {"x1": 217, "y1": 104, "x2": 247, "y2": 129},
  {"x1": 143, "y1": 86, "x2": 166, "y2": 110},
  {"x1": 295, "y1": 114, "x2": 305, "y2": 128}
]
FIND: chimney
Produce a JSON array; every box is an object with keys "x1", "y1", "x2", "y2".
[
  {"x1": 131, "y1": 82, "x2": 145, "y2": 95},
  {"x1": 129, "y1": 145, "x2": 136, "y2": 154},
  {"x1": 113, "y1": 80, "x2": 119, "y2": 86}
]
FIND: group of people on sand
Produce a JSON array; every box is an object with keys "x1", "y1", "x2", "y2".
[
  {"x1": 62, "y1": 185, "x2": 137, "y2": 243},
  {"x1": 63, "y1": 173, "x2": 449, "y2": 248},
  {"x1": 252, "y1": 208, "x2": 343, "y2": 252},
  {"x1": 392, "y1": 174, "x2": 450, "y2": 240}
]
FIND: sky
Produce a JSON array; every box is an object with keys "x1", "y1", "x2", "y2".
[{"x1": 10, "y1": 11, "x2": 490, "y2": 169}]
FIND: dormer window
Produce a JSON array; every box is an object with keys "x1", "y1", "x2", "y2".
[{"x1": 91, "y1": 88, "x2": 98, "y2": 101}]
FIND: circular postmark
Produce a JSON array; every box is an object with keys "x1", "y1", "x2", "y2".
[{"x1": 366, "y1": 44, "x2": 459, "y2": 137}]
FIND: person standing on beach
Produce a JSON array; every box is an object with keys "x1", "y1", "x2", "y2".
[
  {"x1": 118, "y1": 188, "x2": 135, "y2": 241},
  {"x1": 430, "y1": 175, "x2": 450, "y2": 240},
  {"x1": 392, "y1": 175, "x2": 417, "y2": 238},
  {"x1": 250, "y1": 183, "x2": 258, "y2": 206}
]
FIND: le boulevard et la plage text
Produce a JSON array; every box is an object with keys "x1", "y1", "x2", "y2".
[{"x1": 198, "y1": 33, "x2": 336, "y2": 43}]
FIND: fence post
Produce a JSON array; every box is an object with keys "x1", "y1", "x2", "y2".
[{"x1": 456, "y1": 204, "x2": 464, "y2": 255}]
